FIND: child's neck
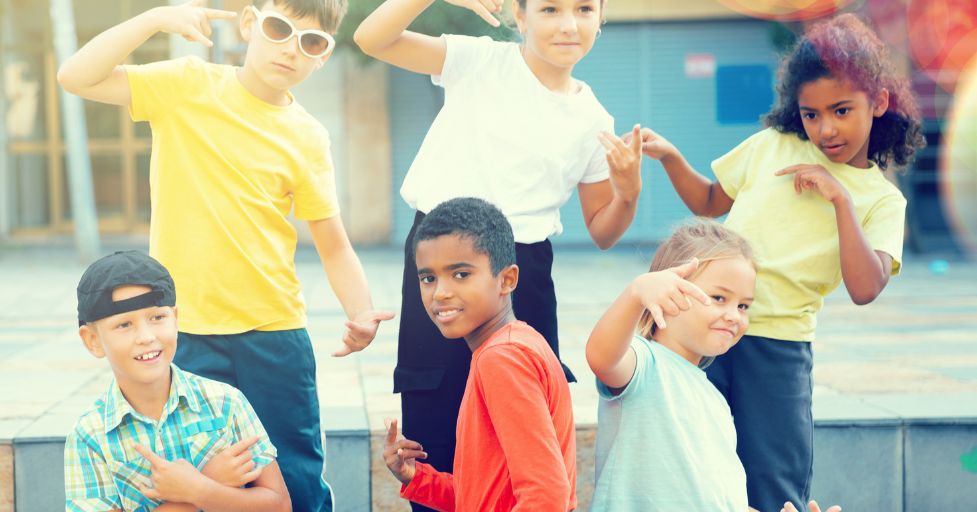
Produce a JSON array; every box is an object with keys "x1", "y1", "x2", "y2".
[
  {"x1": 464, "y1": 306, "x2": 517, "y2": 353},
  {"x1": 118, "y1": 370, "x2": 172, "y2": 422},
  {"x1": 519, "y1": 46, "x2": 577, "y2": 95},
  {"x1": 235, "y1": 67, "x2": 292, "y2": 107},
  {"x1": 652, "y1": 332, "x2": 703, "y2": 367}
]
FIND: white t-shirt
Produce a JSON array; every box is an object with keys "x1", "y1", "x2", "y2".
[
  {"x1": 400, "y1": 35, "x2": 614, "y2": 243},
  {"x1": 592, "y1": 336, "x2": 748, "y2": 512}
]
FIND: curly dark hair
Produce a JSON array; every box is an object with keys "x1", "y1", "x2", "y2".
[
  {"x1": 764, "y1": 14, "x2": 925, "y2": 169},
  {"x1": 413, "y1": 198, "x2": 516, "y2": 275}
]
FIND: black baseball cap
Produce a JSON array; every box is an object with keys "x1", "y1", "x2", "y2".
[{"x1": 76, "y1": 251, "x2": 176, "y2": 326}]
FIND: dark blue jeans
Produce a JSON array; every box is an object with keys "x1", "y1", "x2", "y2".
[
  {"x1": 706, "y1": 334, "x2": 814, "y2": 512},
  {"x1": 176, "y1": 328, "x2": 331, "y2": 512}
]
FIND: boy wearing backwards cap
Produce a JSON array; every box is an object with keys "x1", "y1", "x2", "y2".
[{"x1": 66, "y1": 251, "x2": 290, "y2": 512}]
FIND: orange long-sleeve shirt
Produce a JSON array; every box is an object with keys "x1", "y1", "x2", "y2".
[{"x1": 401, "y1": 321, "x2": 577, "y2": 511}]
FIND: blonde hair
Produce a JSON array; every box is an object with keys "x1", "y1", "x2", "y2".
[{"x1": 637, "y1": 218, "x2": 756, "y2": 340}]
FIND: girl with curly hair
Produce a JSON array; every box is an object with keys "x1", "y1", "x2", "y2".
[{"x1": 633, "y1": 13, "x2": 924, "y2": 511}]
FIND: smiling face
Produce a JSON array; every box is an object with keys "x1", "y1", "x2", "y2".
[
  {"x1": 514, "y1": 0, "x2": 602, "y2": 74},
  {"x1": 655, "y1": 257, "x2": 756, "y2": 366},
  {"x1": 415, "y1": 234, "x2": 518, "y2": 350},
  {"x1": 79, "y1": 285, "x2": 178, "y2": 396},
  {"x1": 238, "y1": 1, "x2": 332, "y2": 101},
  {"x1": 798, "y1": 76, "x2": 889, "y2": 169}
]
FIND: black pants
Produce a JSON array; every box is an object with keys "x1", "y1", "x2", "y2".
[
  {"x1": 706, "y1": 334, "x2": 814, "y2": 512},
  {"x1": 176, "y1": 329, "x2": 332, "y2": 512},
  {"x1": 394, "y1": 212, "x2": 574, "y2": 512}
]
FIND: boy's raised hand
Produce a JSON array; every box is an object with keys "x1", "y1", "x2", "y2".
[
  {"x1": 781, "y1": 500, "x2": 842, "y2": 512},
  {"x1": 629, "y1": 258, "x2": 711, "y2": 329},
  {"x1": 383, "y1": 418, "x2": 427, "y2": 485},
  {"x1": 201, "y1": 435, "x2": 263, "y2": 488},
  {"x1": 333, "y1": 309, "x2": 397, "y2": 357},
  {"x1": 134, "y1": 444, "x2": 206, "y2": 504},
  {"x1": 600, "y1": 124, "x2": 643, "y2": 201},
  {"x1": 443, "y1": 0, "x2": 504, "y2": 27},
  {"x1": 155, "y1": 0, "x2": 237, "y2": 48}
]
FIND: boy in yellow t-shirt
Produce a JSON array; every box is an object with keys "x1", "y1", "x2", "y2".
[{"x1": 58, "y1": 2, "x2": 393, "y2": 510}]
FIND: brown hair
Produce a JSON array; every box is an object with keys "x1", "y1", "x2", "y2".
[
  {"x1": 266, "y1": 0, "x2": 347, "y2": 33},
  {"x1": 637, "y1": 219, "x2": 756, "y2": 340},
  {"x1": 764, "y1": 13, "x2": 925, "y2": 170}
]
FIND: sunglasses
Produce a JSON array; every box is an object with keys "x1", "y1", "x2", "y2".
[{"x1": 249, "y1": 5, "x2": 335, "y2": 59}]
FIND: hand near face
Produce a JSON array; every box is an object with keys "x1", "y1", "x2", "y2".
[
  {"x1": 383, "y1": 418, "x2": 428, "y2": 485},
  {"x1": 443, "y1": 0, "x2": 503, "y2": 27},
  {"x1": 774, "y1": 164, "x2": 850, "y2": 205},
  {"x1": 153, "y1": 0, "x2": 237, "y2": 47},
  {"x1": 629, "y1": 259, "x2": 712, "y2": 329}
]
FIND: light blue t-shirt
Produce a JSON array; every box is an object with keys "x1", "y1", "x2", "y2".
[{"x1": 591, "y1": 336, "x2": 748, "y2": 512}]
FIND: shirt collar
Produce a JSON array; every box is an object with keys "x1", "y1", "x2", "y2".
[{"x1": 102, "y1": 363, "x2": 201, "y2": 433}]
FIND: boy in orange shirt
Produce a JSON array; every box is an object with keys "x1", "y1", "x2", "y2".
[{"x1": 383, "y1": 197, "x2": 576, "y2": 511}]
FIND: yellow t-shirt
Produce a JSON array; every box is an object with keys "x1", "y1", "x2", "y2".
[
  {"x1": 127, "y1": 56, "x2": 339, "y2": 335},
  {"x1": 714, "y1": 128, "x2": 906, "y2": 342}
]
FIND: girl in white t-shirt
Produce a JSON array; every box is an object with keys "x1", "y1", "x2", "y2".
[{"x1": 355, "y1": 1, "x2": 642, "y2": 506}]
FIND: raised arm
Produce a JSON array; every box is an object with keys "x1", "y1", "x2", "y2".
[
  {"x1": 578, "y1": 125, "x2": 643, "y2": 250},
  {"x1": 56, "y1": 0, "x2": 235, "y2": 106},
  {"x1": 586, "y1": 260, "x2": 710, "y2": 389},
  {"x1": 637, "y1": 128, "x2": 733, "y2": 217},
  {"x1": 353, "y1": 0, "x2": 501, "y2": 75}
]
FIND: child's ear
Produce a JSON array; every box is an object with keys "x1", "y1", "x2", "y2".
[
  {"x1": 873, "y1": 88, "x2": 890, "y2": 117},
  {"x1": 315, "y1": 53, "x2": 332, "y2": 70},
  {"x1": 239, "y1": 6, "x2": 255, "y2": 42},
  {"x1": 512, "y1": 1, "x2": 526, "y2": 35},
  {"x1": 499, "y1": 264, "x2": 519, "y2": 296},
  {"x1": 79, "y1": 324, "x2": 105, "y2": 359}
]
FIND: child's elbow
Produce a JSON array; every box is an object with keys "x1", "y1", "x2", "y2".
[
  {"x1": 849, "y1": 288, "x2": 881, "y2": 306},
  {"x1": 56, "y1": 66, "x2": 75, "y2": 92},
  {"x1": 352, "y1": 27, "x2": 376, "y2": 56},
  {"x1": 274, "y1": 496, "x2": 292, "y2": 512}
]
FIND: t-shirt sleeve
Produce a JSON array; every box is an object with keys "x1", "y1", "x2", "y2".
[
  {"x1": 711, "y1": 130, "x2": 766, "y2": 199},
  {"x1": 579, "y1": 114, "x2": 614, "y2": 185},
  {"x1": 433, "y1": 34, "x2": 495, "y2": 87},
  {"x1": 596, "y1": 336, "x2": 653, "y2": 401},
  {"x1": 862, "y1": 191, "x2": 907, "y2": 275},
  {"x1": 226, "y1": 388, "x2": 277, "y2": 469},
  {"x1": 125, "y1": 56, "x2": 201, "y2": 123},
  {"x1": 475, "y1": 345, "x2": 572, "y2": 511},
  {"x1": 293, "y1": 127, "x2": 341, "y2": 221},
  {"x1": 64, "y1": 427, "x2": 123, "y2": 512},
  {"x1": 400, "y1": 461, "x2": 456, "y2": 511}
]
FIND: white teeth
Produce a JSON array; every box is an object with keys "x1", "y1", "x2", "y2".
[
  {"x1": 136, "y1": 351, "x2": 160, "y2": 361},
  {"x1": 437, "y1": 310, "x2": 459, "y2": 317}
]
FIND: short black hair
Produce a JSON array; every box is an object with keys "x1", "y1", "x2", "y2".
[{"x1": 413, "y1": 198, "x2": 516, "y2": 275}]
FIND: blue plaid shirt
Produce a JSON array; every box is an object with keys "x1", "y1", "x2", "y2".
[{"x1": 64, "y1": 364, "x2": 276, "y2": 511}]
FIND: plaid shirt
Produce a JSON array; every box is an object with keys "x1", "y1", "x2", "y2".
[{"x1": 64, "y1": 364, "x2": 276, "y2": 511}]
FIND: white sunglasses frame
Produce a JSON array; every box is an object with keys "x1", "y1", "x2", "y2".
[{"x1": 248, "y1": 5, "x2": 335, "y2": 59}]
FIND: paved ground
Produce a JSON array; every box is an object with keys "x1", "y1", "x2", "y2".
[{"x1": 1, "y1": 242, "x2": 976, "y2": 510}]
